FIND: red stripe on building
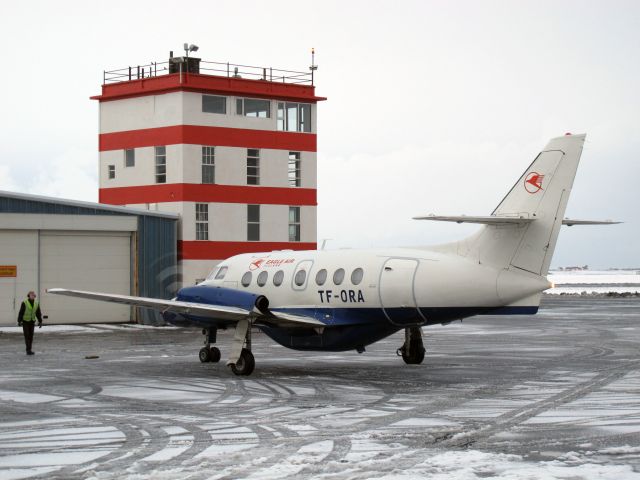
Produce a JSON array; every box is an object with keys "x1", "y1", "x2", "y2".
[
  {"x1": 99, "y1": 125, "x2": 316, "y2": 152},
  {"x1": 92, "y1": 73, "x2": 327, "y2": 103},
  {"x1": 179, "y1": 241, "x2": 317, "y2": 260},
  {"x1": 99, "y1": 184, "x2": 317, "y2": 206}
]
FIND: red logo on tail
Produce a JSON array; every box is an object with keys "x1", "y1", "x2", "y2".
[{"x1": 524, "y1": 172, "x2": 544, "y2": 194}]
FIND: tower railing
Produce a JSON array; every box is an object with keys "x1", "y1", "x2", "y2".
[{"x1": 103, "y1": 60, "x2": 314, "y2": 86}]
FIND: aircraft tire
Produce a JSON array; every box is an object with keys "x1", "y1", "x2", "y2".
[
  {"x1": 401, "y1": 342, "x2": 425, "y2": 365},
  {"x1": 210, "y1": 346, "x2": 221, "y2": 363},
  {"x1": 230, "y1": 349, "x2": 255, "y2": 376},
  {"x1": 199, "y1": 347, "x2": 212, "y2": 363}
]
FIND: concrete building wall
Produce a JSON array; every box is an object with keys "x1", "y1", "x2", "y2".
[
  {"x1": 100, "y1": 92, "x2": 318, "y2": 135},
  {"x1": 100, "y1": 93, "x2": 183, "y2": 133},
  {"x1": 95, "y1": 70, "x2": 321, "y2": 287},
  {"x1": 101, "y1": 144, "x2": 185, "y2": 188},
  {"x1": 103, "y1": 145, "x2": 317, "y2": 190}
]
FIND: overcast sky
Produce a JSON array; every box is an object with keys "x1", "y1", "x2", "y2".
[{"x1": 0, "y1": 0, "x2": 637, "y2": 268}]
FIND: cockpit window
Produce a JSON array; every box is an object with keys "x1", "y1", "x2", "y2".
[
  {"x1": 214, "y1": 266, "x2": 228, "y2": 280},
  {"x1": 257, "y1": 271, "x2": 268, "y2": 287},
  {"x1": 241, "y1": 271, "x2": 252, "y2": 287}
]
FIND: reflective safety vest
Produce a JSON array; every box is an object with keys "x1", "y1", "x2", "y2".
[{"x1": 22, "y1": 299, "x2": 39, "y2": 322}]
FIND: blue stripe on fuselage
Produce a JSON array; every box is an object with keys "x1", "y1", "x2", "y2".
[{"x1": 163, "y1": 305, "x2": 538, "y2": 351}]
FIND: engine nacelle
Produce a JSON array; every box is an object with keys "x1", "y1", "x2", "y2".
[
  {"x1": 177, "y1": 285, "x2": 269, "y2": 314},
  {"x1": 162, "y1": 285, "x2": 269, "y2": 326},
  {"x1": 176, "y1": 285, "x2": 269, "y2": 314}
]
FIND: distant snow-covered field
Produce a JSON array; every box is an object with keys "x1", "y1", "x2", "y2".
[{"x1": 547, "y1": 270, "x2": 640, "y2": 295}]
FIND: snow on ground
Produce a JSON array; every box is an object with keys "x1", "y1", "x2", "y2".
[
  {"x1": 0, "y1": 296, "x2": 639, "y2": 479},
  {"x1": 548, "y1": 269, "x2": 640, "y2": 294},
  {"x1": 0, "y1": 325, "x2": 107, "y2": 334}
]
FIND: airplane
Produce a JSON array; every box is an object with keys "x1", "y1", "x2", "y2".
[{"x1": 49, "y1": 133, "x2": 619, "y2": 376}]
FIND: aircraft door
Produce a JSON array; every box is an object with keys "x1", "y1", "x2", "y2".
[{"x1": 379, "y1": 258, "x2": 422, "y2": 326}]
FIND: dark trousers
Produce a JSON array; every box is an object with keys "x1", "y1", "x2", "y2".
[{"x1": 22, "y1": 322, "x2": 35, "y2": 352}]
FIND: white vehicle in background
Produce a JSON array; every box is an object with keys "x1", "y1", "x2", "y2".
[{"x1": 50, "y1": 133, "x2": 618, "y2": 376}]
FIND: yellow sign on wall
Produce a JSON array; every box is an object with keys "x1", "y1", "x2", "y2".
[{"x1": 0, "y1": 265, "x2": 17, "y2": 277}]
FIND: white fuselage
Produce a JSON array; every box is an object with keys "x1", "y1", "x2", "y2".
[{"x1": 202, "y1": 247, "x2": 551, "y2": 325}]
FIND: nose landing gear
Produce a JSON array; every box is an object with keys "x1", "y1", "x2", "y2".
[
  {"x1": 199, "y1": 328, "x2": 221, "y2": 363},
  {"x1": 397, "y1": 326, "x2": 425, "y2": 365}
]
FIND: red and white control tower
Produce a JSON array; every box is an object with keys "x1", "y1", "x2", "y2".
[{"x1": 93, "y1": 48, "x2": 325, "y2": 286}]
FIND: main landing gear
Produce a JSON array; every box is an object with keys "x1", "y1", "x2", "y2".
[
  {"x1": 226, "y1": 319, "x2": 255, "y2": 376},
  {"x1": 199, "y1": 328, "x2": 221, "y2": 363},
  {"x1": 397, "y1": 326, "x2": 425, "y2": 365},
  {"x1": 198, "y1": 324, "x2": 255, "y2": 376}
]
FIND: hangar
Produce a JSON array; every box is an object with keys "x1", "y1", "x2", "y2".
[{"x1": 0, "y1": 191, "x2": 178, "y2": 326}]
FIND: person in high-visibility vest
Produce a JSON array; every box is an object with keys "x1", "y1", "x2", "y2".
[{"x1": 17, "y1": 291, "x2": 43, "y2": 355}]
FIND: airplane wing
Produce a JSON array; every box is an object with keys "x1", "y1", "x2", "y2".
[
  {"x1": 562, "y1": 219, "x2": 622, "y2": 226},
  {"x1": 412, "y1": 214, "x2": 534, "y2": 225},
  {"x1": 46, "y1": 288, "x2": 325, "y2": 327}
]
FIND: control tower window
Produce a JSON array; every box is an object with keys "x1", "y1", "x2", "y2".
[
  {"x1": 288, "y1": 152, "x2": 301, "y2": 187},
  {"x1": 195, "y1": 203, "x2": 209, "y2": 240},
  {"x1": 247, "y1": 149, "x2": 260, "y2": 185},
  {"x1": 202, "y1": 95, "x2": 227, "y2": 114},
  {"x1": 155, "y1": 146, "x2": 166, "y2": 183},
  {"x1": 277, "y1": 103, "x2": 311, "y2": 132},
  {"x1": 202, "y1": 146, "x2": 215, "y2": 184},
  {"x1": 237, "y1": 98, "x2": 271, "y2": 118},
  {"x1": 125, "y1": 149, "x2": 135, "y2": 167},
  {"x1": 289, "y1": 207, "x2": 300, "y2": 242},
  {"x1": 108, "y1": 165, "x2": 115, "y2": 179},
  {"x1": 247, "y1": 205, "x2": 260, "y2": 241}
]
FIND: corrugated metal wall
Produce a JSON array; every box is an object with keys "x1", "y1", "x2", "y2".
[
  {"x1": 0, "y1": 195, "x2": 178, "y2": 324},
  {"x1": 136, "y1": 215, "x2": 178, "y2": 324}
]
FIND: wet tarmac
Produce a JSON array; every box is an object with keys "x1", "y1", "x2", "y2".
[{"x1": 0, "y1": 296, "x2": 639, "y2": 479}]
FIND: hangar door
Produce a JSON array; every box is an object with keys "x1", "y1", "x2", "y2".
[
  {"x1": 0, "y1": 231, "x2": 38, "y2": 326},
  {"x1": 41, "y1": 231, "x2": 131, "y2": 324}
]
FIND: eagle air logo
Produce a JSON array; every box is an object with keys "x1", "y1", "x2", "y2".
[
  {"x1": 249, "y1": 258, "x2": 266, "y2": 271},
  {"x1": 524, "y1": 172, "x2": 544, "y2": 194}
]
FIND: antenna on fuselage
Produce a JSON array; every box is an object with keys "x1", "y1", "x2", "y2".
[{"x1": 320, "y1": 238, "x2": 332, "y2": 250}]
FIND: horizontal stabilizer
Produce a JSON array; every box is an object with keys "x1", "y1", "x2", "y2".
[
  {"x1": 562, "y1": 219, "x2": 622, "y2": 226},
  {"x1": 413, "y1": 214, "x2": 534, "y2": 225}
]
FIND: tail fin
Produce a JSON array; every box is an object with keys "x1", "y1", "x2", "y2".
[{"x1": 453, "y1": 134, "x2": 586, "y2": 275}]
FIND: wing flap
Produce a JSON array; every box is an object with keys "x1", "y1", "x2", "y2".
[{"x1": 265, "y1": 311, "x2": 326, "y2": 327}]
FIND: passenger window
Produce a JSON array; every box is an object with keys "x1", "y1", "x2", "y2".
[
  {"x1": 333, "y1": 268, "x2": 345, "y2": 285},
  {"x1": 273, "y1": 270, "x2": 284, "y2": 286},
  {"x1": 294, "y1": 269, "x2": 307, "y2": 287},
  {"x1": 241, "y1": 271, "x2": 252, "y2": 287},
  {"x1": 257, "y1": 271, "x2": 268, "y2": 287},
  {"x1": 351, "y1": 268, "x2": 363, "y2": 285},
  {"x1": 214, "y1": 266, "x2": 228, "y2": 280},
  {"x1": 315, "y1": 269, "x2": 327, "y2": 286}
]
